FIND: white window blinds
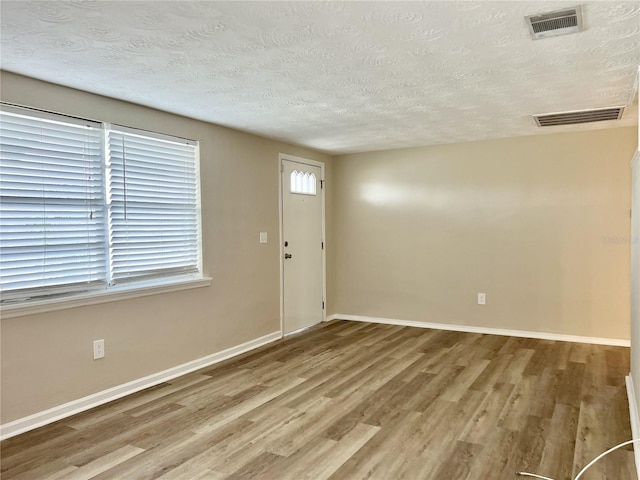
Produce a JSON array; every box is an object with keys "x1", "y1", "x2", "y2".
[
  {"x1": 107, "y1": 127, "x2": 199, "y2": 284},
  {"x1": 0, "y1": 107, "x2": 106, "y2": 299},
  {"x1": 0, "y1": 105, "x2": 202, "y2": 304}
]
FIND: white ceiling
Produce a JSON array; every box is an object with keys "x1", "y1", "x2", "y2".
[{"x1": 1, "y1": 1, "x2": 639, "y2": 154}]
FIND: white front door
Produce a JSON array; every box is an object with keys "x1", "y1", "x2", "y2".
[{"x1": 281, "y1": 156, "x2": 324, "y2": 335}]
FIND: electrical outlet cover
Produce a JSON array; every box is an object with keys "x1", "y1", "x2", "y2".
[{"x1": 93, "y1": 339, "x2": 105, "y2": 359}]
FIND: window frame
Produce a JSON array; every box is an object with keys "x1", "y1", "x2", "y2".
[{"x1": 0, "y1": 104, "x2": 210, "y2": 318}]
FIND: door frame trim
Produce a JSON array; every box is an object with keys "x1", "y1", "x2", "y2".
[{"x1": 278, "y1": 153, "x2": 326, "y2": 337}]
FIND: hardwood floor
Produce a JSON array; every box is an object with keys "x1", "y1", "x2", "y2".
[{"x1": 1, "y1": 320, "x2": 636, "y2": 480}]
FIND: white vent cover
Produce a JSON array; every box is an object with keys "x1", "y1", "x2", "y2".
[
  {"x1": 533, "y1": 106, "x2": 625, "y2": 127},
  {"x1": 525, "y1": 6, "x2": 584, "y2": 40}
]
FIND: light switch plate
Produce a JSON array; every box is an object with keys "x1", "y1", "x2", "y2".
[{"x1": 259, "y1": 232, "x2": 268, "y2": 244}]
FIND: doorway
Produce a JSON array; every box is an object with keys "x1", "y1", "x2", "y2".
[{"x1": 280, "y1": 154, "x2": 325, "y2": 335}]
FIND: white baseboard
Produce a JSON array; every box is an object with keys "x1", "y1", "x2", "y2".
[
  {"x1": 0, "y1": 330, "x2": 282, "y2": 441},
  {"x1": 626, "y1": 375, "x2": 640, "y2": 479},
  {"x1": 325, "y1": 314, "x2": 630, "y2": 347}
]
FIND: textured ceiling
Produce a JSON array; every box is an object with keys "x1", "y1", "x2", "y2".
[{"x1": 1, "y1": 1, "x2": 639, "y2": 154}]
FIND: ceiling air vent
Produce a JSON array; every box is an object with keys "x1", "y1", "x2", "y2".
[
  {"x1": 525, "y1": 5, "x2": 583, "y2": 40},
  {"x1": 533, "y1": 106, "x2": 625, "y2": 127}
]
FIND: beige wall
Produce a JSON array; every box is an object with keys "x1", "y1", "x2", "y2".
[
  {"x1": 332, "y1": 128, "x2": 637, "y2": 340},
  {"x1": 0, "y1": 72, "x2": 332, "y2": 423},
  {"x1": 631, "y1": 69, "x2": 640, "y2": 429},
  {"x1": 631, "y1": 148, "x2": 640, "y2": 426}
]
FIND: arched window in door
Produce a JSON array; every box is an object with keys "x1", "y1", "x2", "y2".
[{"x1": 290, "y1": 170, "x2": 317, "y2": 195}]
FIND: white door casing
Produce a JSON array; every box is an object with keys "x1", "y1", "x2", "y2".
[{"x1": 280, "y1": 154, "x2": 325, "y2": 335}]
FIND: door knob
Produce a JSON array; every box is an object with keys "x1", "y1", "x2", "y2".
[{"x1": 285, "y1": 253, "x2": 292, "y2": 259}]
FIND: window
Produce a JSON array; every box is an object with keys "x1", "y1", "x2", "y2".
[
  {"x1": 107, "y1": 127, "x2": 200, "y2": 284},
  {"x1": 0, "y1": 105, "x2": 202, "y2": 306},
  {"x1": 290, "y1": 170, "x2": 317, "y2": 195}
]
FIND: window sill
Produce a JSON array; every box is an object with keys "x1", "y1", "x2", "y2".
[{"x1": 0, "y1": 277, "x2": 212, "y2": 319}]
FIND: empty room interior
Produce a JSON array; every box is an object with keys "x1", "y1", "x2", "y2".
[{"x1": 1, "y1": 1, "x2": 640, "y2": 479}]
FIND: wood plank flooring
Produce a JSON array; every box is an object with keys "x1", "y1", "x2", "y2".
[{"x1": 1, "y1": 320, "x2": 636, "y2": 480}]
